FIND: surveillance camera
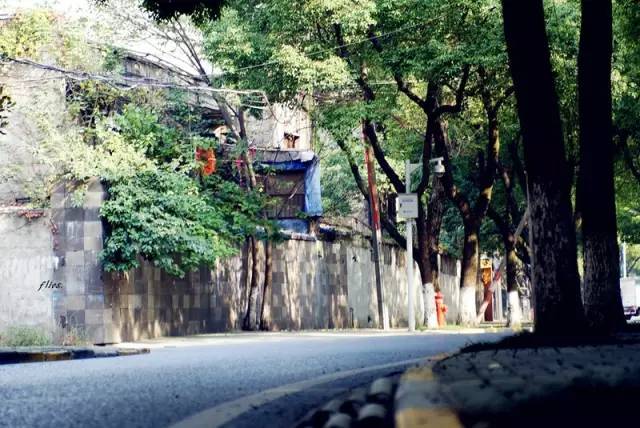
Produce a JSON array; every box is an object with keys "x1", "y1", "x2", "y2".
[{"x1": 433, "y1": 159, "x2": 445, "y2": 178}]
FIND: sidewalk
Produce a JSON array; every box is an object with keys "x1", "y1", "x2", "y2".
[
  {"x1": 0, "y1": 345, "x2": 149, "y2": 365},
  {"x1": 394, "y1": 335, "x2": 640, "y2": 427}
]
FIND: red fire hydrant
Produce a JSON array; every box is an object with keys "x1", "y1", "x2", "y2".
[{"x1": 435, "y1": 291, "x2": 447, "y2": 327}]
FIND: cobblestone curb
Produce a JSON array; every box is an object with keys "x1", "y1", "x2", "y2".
[
  {"x1": 394, "y1": 354, "x2": 462, "y2": 428},
  {"x1": 0, "y1": 346, "x2": 150, "y2": 365},
  {"x1": 294, "y1": 376, "x2": 398, "y2": 428},
  {"x1": 292, "y1": 354, "x2": 457, "y2": 428},
  {"x1": 394, "y1": 342, "x2": 640, "y2": 427}
]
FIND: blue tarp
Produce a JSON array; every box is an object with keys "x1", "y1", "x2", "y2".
[
  {"x1": 258, "y1": 151, "x2": 323, "y2": 218},
  {"x1": 303, "y1": 157, "x2": 322, "y2": 216}
]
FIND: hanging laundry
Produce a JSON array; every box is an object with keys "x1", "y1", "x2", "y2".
[{"x1": 196, "y1": 148, "x2": 217, "y2": 175}]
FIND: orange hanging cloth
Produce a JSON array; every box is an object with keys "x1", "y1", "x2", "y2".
[{"x1": 196, "y1": 148, "x2": 217, "y2": 175}]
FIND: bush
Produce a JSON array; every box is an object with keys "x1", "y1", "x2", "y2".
[
  {"x1": 101, "y1": 169, "x2": 271, "y2": 277},
  {"x1": 0, "y1": 325, "x2": 52, "y2": 347}
]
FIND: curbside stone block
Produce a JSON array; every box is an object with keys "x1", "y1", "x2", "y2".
[
  {"x1": 323, "y1": 412, "x2": 353, "y2": 428},
  {"x1": 357, "y1": 403, "x2": 388, "y2": 427},
  {"x1": 394, "y1": 363, "x2": 463, "y2": 428},
  {"x1": 0, "y1": 346, "x2": 149, "y2": 365}
]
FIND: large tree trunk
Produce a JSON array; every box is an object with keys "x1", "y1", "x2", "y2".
[
  {"x1": 243, "y1": 236, "x2": 259, "y2": 331},
  {"x1": 577, "y1": 0, "x2": 625, "y2": 332},
  {"x1": 501, "y1": 0, "x2": 586, "y2": 334},
  {"x1": 487, "y1": 205, "x2": 524, "y2": 327},
  {"x1": 428, "y1": 177, "x2": 446, "y2": 294},
  {"x1": 417, "y1": 200, "x2": 438, "y2": 328},
  {"x1": 458, "y1": 221, "x2": 479, "y2": 325},
  {"x1": 259, "y1": 240, "x2": 272, "y2": 330}
]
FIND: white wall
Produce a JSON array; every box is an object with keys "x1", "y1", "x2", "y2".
[{"x1": 0, "y1": 210, "x2": 60, "y2": 332}]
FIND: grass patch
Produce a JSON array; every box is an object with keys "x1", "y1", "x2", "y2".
[{"x1": 0, "y1": 325, "x2": 52, "y2": 347}]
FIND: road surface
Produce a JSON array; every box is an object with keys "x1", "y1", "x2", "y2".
[{"x1": 0, "y1": 330, "x2": 506, "y2": 427}]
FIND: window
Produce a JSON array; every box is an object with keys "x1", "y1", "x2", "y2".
[{"x1": 283, "y1": 132, "x2": 300, "y2": 149}]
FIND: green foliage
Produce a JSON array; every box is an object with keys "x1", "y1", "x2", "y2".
[
  {"x1": 101, "y1": 170, "x2": 267, "y2": 277},
  {"x1": 199, "y1": 0, "x2": 518, "y2": 253},
  {"x1": 0, "y1": 10, "x2": 108, "y2": 71},
  {"x1": 0, "y1": 325, "x2": 52, "y2": 347},
  {"x1": 613, "y1": 0, "x2": 640, "y2": 245},
  {"x1": 61, "y1": 88, "x2": 272, "y2": 276},
  {"x1": 616, "y1": 159, "x2": 640, "y2": 243},
  {"x1": 38, "y1": 113, "x2": 156, "y2": 185},
  {"x1": 317, "y1": 138, "x2": 364, "y2": 217},
  {"x1": 623, "y1": 243, "x2": 640, "y2": 277},
  {"x1": 0, "y1": 10, "x2": 53, "y2": 59}
]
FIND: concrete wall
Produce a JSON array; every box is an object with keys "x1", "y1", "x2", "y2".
[
  {"x1": 245, "y1": 103, "x2": 312, "y2": 150},
  {"x1": 0, "y1": 209, "x2": 59, "y2": 332},
  {"x1": 0, "y1": 183, "x2": 462, "y2": 343}
]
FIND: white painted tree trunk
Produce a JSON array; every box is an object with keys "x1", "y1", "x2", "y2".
[
  {"x1": 506, "y1": 290, "x2": 522, "y2": 328},
  {"x1": 423, "y1": 283, "x2": 438, "y2": 328},
  {"x1": 458, "y1": 285, "x2": 477, "y2": 326}
]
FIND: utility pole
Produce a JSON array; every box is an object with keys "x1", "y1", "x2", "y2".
[{"x1": 363, "y1": 124, "x2": 388, "y2": 330}]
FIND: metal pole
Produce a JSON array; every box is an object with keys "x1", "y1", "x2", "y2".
[
  {"x1": 406, "y1": 160, "x2": 415, "y2": 332},
  {"x1": 364, "y1": 124, "x2": 387, "y2": 330}
]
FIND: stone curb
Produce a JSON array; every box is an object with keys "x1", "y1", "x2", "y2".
[
  {"x1": 294, "y1": 377, "x2": 398, "y2": 428},
  {"x1": 394, "y1": 353, "x2": 463, "y2": 428},
  {"x1": 0, "y1": 346, "x2": 150, "y2": 365},
  {"x1": 291, "y1": 354, "x2": 463, "y2": 428}
]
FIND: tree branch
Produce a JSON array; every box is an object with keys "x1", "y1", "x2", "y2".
[
  {"x1": 433, "y1": 65, "x2": 470, "y2": 117},
  {"x1": 362, "y1": 120, "x2": 405, "y2": 193},
  {"x1": 508, "y1": 137, "x2": 527, "y2": 195},
  {"x1": 335, "y1": 138, "x2": 409, "y2": 250},
  {"x1": 367, "y1": 28, "x2": 428, "y2": 111},
  {"x1": 487, "y1": 204, "x2": 509, "y2": 238},
  {"x1": 332, "y1": 24, "x2": 404, "y2": 193}
]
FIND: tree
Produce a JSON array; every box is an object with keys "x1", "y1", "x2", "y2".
[
  {"x1": 199, "y1": 0, "x2": 525, "y2": 327},
  {"x1": 501, "y1": 0, "x2": 585, "y2": 334},
  {"x1": 486, "y1": 141, "x2": 529, "y2": 328},
  {"x1": 577, "y1": 0, "x2": 625, "y2": 332}
]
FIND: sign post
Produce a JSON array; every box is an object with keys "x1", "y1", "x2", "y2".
[{"x1": 399, "y1": 161, "x2": 420, "y2": 331}]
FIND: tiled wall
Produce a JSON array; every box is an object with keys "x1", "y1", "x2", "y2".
[
  {"x1": 106, "y1": 236, "x2": 462, "y2": 342},
  {"x1": 49, "y1": 179, "x2": 110, "y2": 343},
  {"x1": 1, "y1": 180, "x2": 461, "y2": 343}
]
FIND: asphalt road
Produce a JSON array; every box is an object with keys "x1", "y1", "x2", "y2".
[{"x1": 0, "y1": 330, "x2": 505, "y2": 428}]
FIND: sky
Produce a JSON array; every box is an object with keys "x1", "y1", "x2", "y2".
[
  {"x1": 1, "y1": 0, "x2": 211, "y2": 76},
  {"x1": 2, "y1": 0, "x2": 94, "y2": 16}
]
